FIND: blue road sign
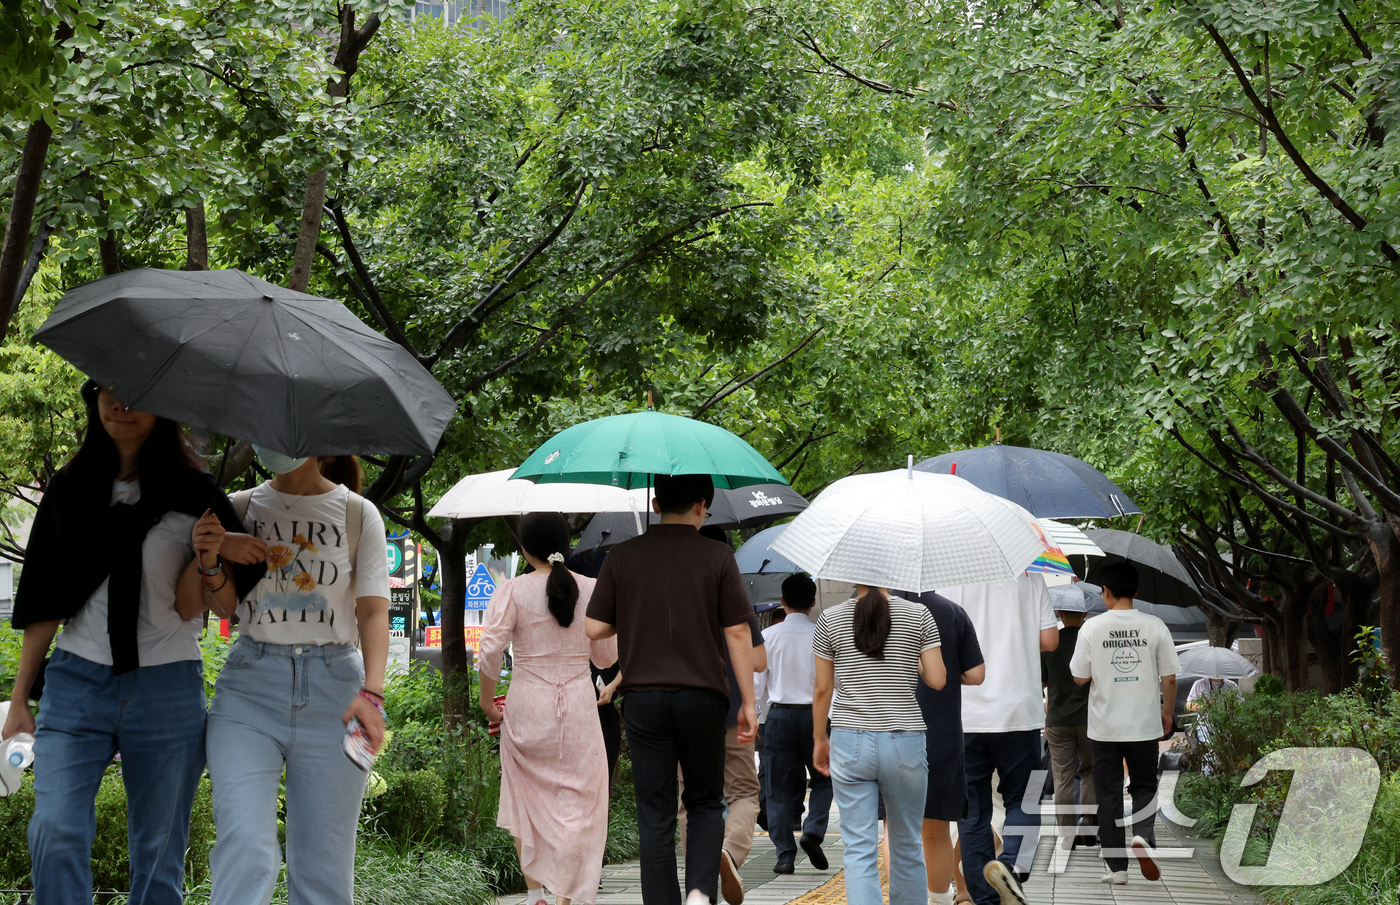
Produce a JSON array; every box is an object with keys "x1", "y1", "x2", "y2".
[{"x1": 465, "y1": 563, "x2": 497, "y2": 610}]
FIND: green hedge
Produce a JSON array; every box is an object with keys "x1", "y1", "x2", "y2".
[
  {"x1": 0, "y1": 770, "x2": 214, "y2": 891},
  {"x1": 1177, "y1": 689, "x2": 1400, "y2": 905},
  {"x1": 365, "y1": 769, "x2": 448, "y2": 844}
]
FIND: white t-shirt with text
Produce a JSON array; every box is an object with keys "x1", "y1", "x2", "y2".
[
  {"x1": 938, "y1": 574, "x2": 1058, "y2": 733},
  {"x1": 1070, "y1": 607, "x2": 1181, "y2": 742},
  {"x1": 238, "y1": 483, "x2": 390, "y2": 646}
]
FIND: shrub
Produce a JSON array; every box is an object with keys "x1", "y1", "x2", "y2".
[
  {"x1": 353, "y1": 837, "x2": 494, "y2": 905},
  {"x1": 1253, "y1": 673, "x2": 1285, "y2": 697},
  {"x1": 0, "y1": 770, "x2": 215, "y2": 892},
  {"x1": 367, "y1": 770, "x2": 447, "y2": 844}
]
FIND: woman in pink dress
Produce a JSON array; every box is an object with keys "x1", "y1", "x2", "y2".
[{"x1": 479, "y1": 512, "x2": 618, "y2": 905}]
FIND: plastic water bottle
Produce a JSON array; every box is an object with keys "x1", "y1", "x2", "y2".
[{"x1": 0, "y1": 701, "x2": 34, "y2": 797}]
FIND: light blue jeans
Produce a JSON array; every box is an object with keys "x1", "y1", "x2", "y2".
[
  {"x1": 206, "y1": 638, "x2": 367, "y2": 905},
  {"x1": 29, "y1": 650, "x2": 206, "y2": 905},
  {"x1": 830, "y1": 728, "x2": 929, "y2": 905}
]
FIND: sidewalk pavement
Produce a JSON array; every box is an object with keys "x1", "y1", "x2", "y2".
[{"x1": 494, "y1": 772, "x2": 1260, "y2": 905}]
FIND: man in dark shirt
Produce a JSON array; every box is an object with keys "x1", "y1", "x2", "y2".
[
  {"x1": 901, "y1": 591, "x2": 985, "y2": 905},
  {"x1": 587, "y1": 474, "x2": 757, "y2": 905},
  {"x1": 1041, "y1": 607, "x2": 1095, "y2": 850}
]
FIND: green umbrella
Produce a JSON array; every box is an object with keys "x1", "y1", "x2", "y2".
[{"x1": 511, "y1": 411, "x2": 788, "y2": 489}]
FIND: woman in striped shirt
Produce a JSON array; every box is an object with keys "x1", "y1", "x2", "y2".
[{"x1": 813, "y1": 585, "x2": 945, "y2": 905}]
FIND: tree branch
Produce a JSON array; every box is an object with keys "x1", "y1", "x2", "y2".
[{"x1": 692, "y1": 328, "x2": 823, "y2": 417}]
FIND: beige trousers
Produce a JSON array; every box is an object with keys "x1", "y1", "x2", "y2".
[{"x1": 678, "y1": 724, "x2": 762, "y2": 865}]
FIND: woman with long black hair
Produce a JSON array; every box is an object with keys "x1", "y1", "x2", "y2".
[
  {"x1": 812, "y1": 586, "x2": 946, "y2": 905},
  {"x1": 3, "y1": 381, "x2": 262, "y2": 904},
  {"x1": 478, "y1": 512, "x2": 618, "y2": 905}
]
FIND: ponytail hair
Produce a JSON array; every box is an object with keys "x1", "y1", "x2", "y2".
[
  {"x1": 519, "y1": 512, "x2": 578, "y2": 627},
  {"x1": 320, "y1": 456, "x2": 363, "y2": 493},
  {"x1": 852, "y1": 586, "x2": 892, "y2": 659}
]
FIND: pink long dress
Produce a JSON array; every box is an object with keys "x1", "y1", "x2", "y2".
[{"x1": 478, "y1": 572, "x2": 617, "y2": 904}]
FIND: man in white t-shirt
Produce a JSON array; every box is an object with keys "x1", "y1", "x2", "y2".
[
  {"x1": 938, "y1": 574, "x2": 1058, "y2": 905},
  {"x1": 1070, "y1": 562, "x2": 1180, "y2": 887}
]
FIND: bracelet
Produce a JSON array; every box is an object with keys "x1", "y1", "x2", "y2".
[{"x1": 358, "y1": 688, "x2": 385, "y2": 712}]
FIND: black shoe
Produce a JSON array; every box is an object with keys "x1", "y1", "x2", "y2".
[
  {"x1": 799, "y1": 835, "x2": 828, "y2": 871},
  {"x1": 773, "y1": 860, "x2": 795, "y2": 875}
]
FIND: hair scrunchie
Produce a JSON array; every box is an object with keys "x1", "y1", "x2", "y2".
[{"x1": 547, "y1": 552, "x2": 565, "y2": 565}]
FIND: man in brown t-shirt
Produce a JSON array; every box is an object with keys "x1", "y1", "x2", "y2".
[{"x1": 587, "y1": 474, "x2": 756, "y2": 905}]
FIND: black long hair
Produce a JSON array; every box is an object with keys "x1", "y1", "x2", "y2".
[
  {"x1": 320, "y1": 455, "x2": 363, "y2": 493},
  {"x1": 62, "y1": 380, "x2": 204, "y2": 500},
  {"x1": 852, "y1": 586, "x2": 892, "y2": 659},
  {"x1": 519, "y1": 512, "x2": 578, "y2": 627}
]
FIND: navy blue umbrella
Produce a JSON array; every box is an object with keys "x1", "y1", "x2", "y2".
[{"x1": 915, "y1": 444, "x2": 1140, "y2": 519}]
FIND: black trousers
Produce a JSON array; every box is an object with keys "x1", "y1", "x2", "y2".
[
  {"x1": 599, "y1": 701, "x2": 622, "y2": 789},
  {"x1": 625, "y1": 689, "x2": 728, "y2": 905},
  {"x1": 764, "y1": 705, "x2": 832, "y2": 862},
  {"x1": 1090, "y1": 739, "x2": 1160, "y2": 872}
]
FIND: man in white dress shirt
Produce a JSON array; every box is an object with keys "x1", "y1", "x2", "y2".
[{"x1": 761, "y1": 574, "x2": 833, "y2": 873}]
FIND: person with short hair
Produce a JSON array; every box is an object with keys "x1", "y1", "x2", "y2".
[
  {"x1": 1041, "y1": 607, "x2": 1095, "y2": 851},
  {"x1": 479, "y1": 512, "x2": 618, "y2": 905},
  {"x1": 896, "y1": 591, "x2": 984, "y2": 905},
  {"x1": 938, "y1": 575, "x2": 1058, "y2": 905},
  {"x1": 1070, "y1": 562, "x2": 1180, "y2": 886},
  {"x1": 586, "y1": 474, "x2": 756, "y2": 905},
  {"x1": 762, "y1": 573, "x2": 834, "y2": 874}
]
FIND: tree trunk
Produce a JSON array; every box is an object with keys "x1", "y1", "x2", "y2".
[
  {"x1": 435, "y1": 520, "x2": 473, "y2": 725},
  {"x1": 1308, "y1": 588, "x2": 1346, "y2": 695},
  {"x1": 1374, "y1": 529, "x2": 1400, "y2": 691},
  {"x1": 184, "y1": 201, "x2": 208, "y2": 270},
  {"x1": 0, "y1": 118, "x2": 54, "y2": 341},
  {"x1": 1283, "y1": 591, "x2": 1309, "y2": 690},
  {"x1": 287, "y1": 7, "x2": 381, "y2": 293},
  {"x1": 1206, "y1": 611, "x2": 1238, "y2": 647}
]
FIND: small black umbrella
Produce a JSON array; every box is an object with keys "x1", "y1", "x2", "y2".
[
  {"x1": 35, "y1": 268, "x2": 455, "y2": 456},
  {"x1": 575, "y1": 482, "x2": 808, "y2": 552},
  {"x1": 916, "y1": 444, "x2": 1140, "y2": 519},
  {"x1": 1071, "y1": 528, "x2": 1203, "y2": 609}
]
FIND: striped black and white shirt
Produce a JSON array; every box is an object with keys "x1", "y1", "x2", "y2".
[{"x1": 814, "y1": 596, "x2": 942, "y2": 732}]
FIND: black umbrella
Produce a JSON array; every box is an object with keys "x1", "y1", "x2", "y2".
[
  {"x1": 34, "y1": 268, "x2": 455, "y2": 456},
  {"x1": 1070, "y1": 528, "x2": 1203, "y2": 609},
  {"x1": 915, "y1": 444, "x2": 1140, "y2": 519},
  {"x1": 575, "y1": 482, "x2": 808, "y2": 552}
]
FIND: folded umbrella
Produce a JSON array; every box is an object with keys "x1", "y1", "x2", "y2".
[
  {"x1": 1048, "y1": 581, "x2": 1106, "y2": 614},
  {"x1": 34, "y1": 268, "x2": 455, "y2": 456},
  {"x1": 769, "y1": 468, "x2": 1045, "y2": 592}
]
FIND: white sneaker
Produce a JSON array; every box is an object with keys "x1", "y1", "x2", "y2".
[
  {"x1": 1100, "y1": 868, "x2": 1127, "y2": 885},
  {"x1": 983, "y1": 861, "x2": 1027, "y2": 905},
  {"x1": 1131, "y1": 835, "x2": 1161, "y2": 881},
  {"x1": 686, "y1": 892, "x2": 712, "y2": 905},
  {"x1": 928, "y1": 891, "x2": 955, "y2": 905}
]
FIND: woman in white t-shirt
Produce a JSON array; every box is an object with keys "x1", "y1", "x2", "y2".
[{"x1": 204, "y1": 448, "x2": 390, "y2": 905}]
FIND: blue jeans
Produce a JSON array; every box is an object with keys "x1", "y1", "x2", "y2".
[
  {"x1": 959, "y1": 731, "x2": 1042, "y2": 905},
  {"x1": 29, "y1": 649, "x2": 207, "y2": 905},
  {"x1": 765, "y1": 706, "x2": 832, "y2": 862},
  {"x1": 829, "y1": 728, "x2": 927, "y2": 905},
  {"x1": 207, "y1": 639, "x2": 368, "y2": 905}
]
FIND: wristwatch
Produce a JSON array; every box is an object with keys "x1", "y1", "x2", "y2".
[{"x1": 200, "y1": 561, "x2": 224, "y2": 577}]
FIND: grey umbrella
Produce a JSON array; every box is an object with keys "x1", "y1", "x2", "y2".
[
  {"x1": 1071, "y1": 528, "x2": 1203, "y2": 609},
  {"x1": 1048, "y1": 581, "x2": 1106, "y2": 614},
  {"x1": 575, "y1": 482, "x2": 808, "y2": 552},
  {"x1": 1177, "y1": 645, "x2": 1257, "y2": 680},
  {"x1": 34, "y1": 268, "x2": 455, "y2": 456}
]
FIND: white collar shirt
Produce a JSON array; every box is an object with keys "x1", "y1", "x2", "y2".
[{"x1": 761, "y1": 611, "x2": 817, "y2": 705}]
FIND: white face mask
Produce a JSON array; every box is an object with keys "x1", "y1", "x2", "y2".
[{"x1": 252, "y1": 444, "x2": 310, "y2": 475}]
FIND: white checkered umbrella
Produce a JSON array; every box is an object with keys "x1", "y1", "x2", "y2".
[{"x1": 768, "y1": 468, "x2": 1046, "y2": 592}]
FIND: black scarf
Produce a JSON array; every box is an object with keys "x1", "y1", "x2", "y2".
[{"x1": 14, "y1": 468, "x2": 261, "y2": 675}]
